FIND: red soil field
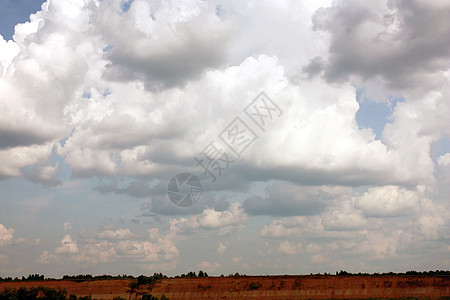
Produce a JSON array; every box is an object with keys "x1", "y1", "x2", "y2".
[{"x1": 1, "y1": 275, "x2": 449, "y2": 299}]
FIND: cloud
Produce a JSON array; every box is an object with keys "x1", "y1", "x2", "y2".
[
  {"x1": 23, "y1": 162, "x2": 60, "y2": 187},
  {"x1": 55, "y1": 235, "x2": 79, "y2": 254},
  {"x1": 217, "y1": 242, "x2": 227, "y2": 255},
  {"x1": 322, "y1": 201, "x2": 367, "y2": 231},
  {"x1": 277, "y1": 241, "x2": 302, "y2": 255},
  {"x1": 169, "y1": 202, "x2": 248, "y2": 236},
  {"x1": 243, "y1": 182, "x2": 349, "y2": 216},
  {"x1": 36, "y1": 250, "x2": 58, "y2": 264},
  {"x1": 259, "y1": 217, "x2": 305, "y2": 239},
  {"x1": 0, "y1": 0, "x2": 449, "y2": 276},
  {"x1": 197, "y1": 261, "x2": 220, "y2": 273},
  {"x1": 309, "y1": 0, "x2": 450, "y2": 92},
  {"x1": 353, "y1": 186, "x2": 420, "y2": 218},
  {"x1": 72, "y1": 240, "x2": 117, "y2": 265},
  {"x1": 0, "y1": 224, "x2": 14, "y2": 246},
  {"x1": 97, "y1": 228, "x2": 136, "y2": 240},
  {"x1": 231, "y1": 257, "x2": 242, "y2": 264},
  {"x1": 47, "y1": 226, "x2": 183, "y2": 267},
  {"x1": 438, "y1": 153, "x2": 450, "y2": 167},
  {"x1": 64, "y1": 222, "x2": 72, "y2": 231},
  {"x1": 100, "y1": 0, "x2": 234, "y2": 91},
  {"x1": 0, "y1": 0, "x2": 446, "y2": 191},
  {"x1": 0, "y1": 35, "x2": 19, "y2": 75}
]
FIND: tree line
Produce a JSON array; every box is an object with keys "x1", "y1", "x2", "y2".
[{"x1": 1, "y1": 270, "x2": 448, "y2": 283}]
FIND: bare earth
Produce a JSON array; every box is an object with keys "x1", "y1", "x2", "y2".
[{"x1": 1, "y1": 275, "x2": 449, "y2": 299}]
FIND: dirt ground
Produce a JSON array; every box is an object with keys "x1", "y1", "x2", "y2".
[{"x1": 1, "y1": 275, "x2": 449, "y2": 299}]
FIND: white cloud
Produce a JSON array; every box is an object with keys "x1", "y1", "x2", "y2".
[
  {"x1": 231, "y1": 257, "x2": 242, "y2": 263},
  {"x1": 36, "y1": 250, "x2": 58, "y2": 264},
  {"x1": 55, "y1": 235, "x2": 79, "y2": 254},
  {"x1": 217, "y1": 242, "x2": 227, "y2": 255},
  {"x1": 309, "y1": 0, "x2": 450, "y2": 92},
  {"x1": 197, "y1": 202, "x2": 248, "y2": 233},
  {"x1": 277, "y1": 241, "x2": 302, "y2": 255},
  {"x1": 72, "y1": 240, "x2": 117, "y2": 265},
  {"x1": 259, "y1": 217, "x2": 305, "y2": 238},
  {"x1": 0, "y1": 224, "x2": 14, "y2": 247},
  {"x1": 418, "y1": 198, "x2": 447, "y2": 240},
  {"x1": 354, "y1": 186, "x2": 420, "y2": 218},
  {"x1": 197, "y1": 261, "x2": 220, "y2": 273},
  {"x1": 438, "y1": 153, "x2": 450, "y2": 167},
  {"x1": 352, "y1": 229, "x2": 410, "y2": 260},
  {"x1": 0, "y1": 35, "x2": 19, "y2": 76},
  {"x1": 51, "y1": 226, "x2": 182, "y2": 268},
  {"x1": 171, "y1": 202, "x2": 248, "y2": 236},
  {"x1": 64, "y1": 222, "x2": 72, "y2": 231},
  {"x1": 322, "y1": 201, "x2": 367, "y2": 230},
  {"x1": 306, "y1": 243, "x2": 323, "y2": 254},
  {"x1": 98, "y1": 228, "x2": 136, "y2": 240},
  {"x1": 310, "y1": 253, "x2": 331, "y2": 265},
  {"x1": 100, "y1": 0, "x2": 234, "y2": 91},
  {"x1": 0, "y1": 0, "x2": 449, "y2": 276}
]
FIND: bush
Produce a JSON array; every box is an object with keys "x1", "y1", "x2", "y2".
[
  {"x1": 249, "y1": 282, "x2": 262, "y2": 290},
  {"x1": 0, "y1": 286, "x2": 67, "y2": 300}
]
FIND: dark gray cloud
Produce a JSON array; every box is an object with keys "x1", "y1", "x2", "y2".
[
  {"x1": 0, "y1": 128, "x2": 51, "y2": 149},
  {"x1": 23, "y1": 163, "x2": 60, "y2": 187},
  {"x1": 147, "y1": 191, "x2": 230, "y2": 216},
  {"x1": 307, "y1": 0, "x2": 450, "y2": 90},
  {"x1": 100, "y1": 2, "x2": 233, "y2": 91},
  {"x1": 243, "y1": 181, "x2": 338, "y2": 217},
  {"x1": 94, "y1": 180, "x2": 153, "y2": 198},
  {"x1": 302, "y1": 56, "x2": 325, "y2": 79},
  {"x1": 103, "y1": 35, "x2": 230, "y2": 91}
]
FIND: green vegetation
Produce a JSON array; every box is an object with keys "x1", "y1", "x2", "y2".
[
  {"x1": 197, "y1": 284, "x2": 212, "y2": 291},
  {"x1": 0, "y1": 286, "x2": 67, "y2": 300},
  {"x1": 62, "y1": 274, "x2": 135, "y2": 281},
  {"x1": 248, "y1": 282, "x2": 262, "y2": 290},
  {"x1": 228, "y1": 272, "x2": 245, "y2": 277},
  {"x1": 137, "y1": 273, "x2": 167, "y2": 285},
  {"x1": 173, "y1": 270, "x2": 208, "y2": 278},
  {"x1": 334, "y1": 270, "x2": 450, "y2": 276}
]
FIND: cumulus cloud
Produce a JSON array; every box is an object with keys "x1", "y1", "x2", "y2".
[
  {"x1": 100, "y1": 0, "x2": 234, "y2": 91},
  {"x1": 97, "y1": 228, "x2": 136, "y2": 240},
  {"x1": 244, "y1": 182, "x2": 350, "y2": 216},
  {"x1": 309, "y1": 0, "x2": 450, "y2": 92},
  {"x1": 36, "y1": 250, "x2": 58, "y2": 264},
  {"x1": 72, "y1": 240, "x2": 117, "y2": 265},
  {"x1": 0, "y1": 224, "x2": 14, "y2": 247},
  {"x1": 0, "y1": 0, "x2": 449, "y2": 275},
  {"x1": 354, "y1": 186, "x2": 419, "y2": 218},
  {"x1": 277, "y1": 240, "x2": 302, "y2": 255},
  {"x1": 259, "y1": 217, "x2": 305, "y2": 239},
  {"x1": 47, "y1": 226, "x2": 182, "y2": 267},
  {"x1": 438, "y1": 153, "x2": 450, "y2": 167},
  {"x1": 322, "y1": 201, "x2": 367, "y2": 231},
  {"x1": 171, "y1": 202, "x2": 248, "y2": 236},
  {"x1": 197, "y1": 261, "x2": 220, "y2": 273},
  {"x1": 55, "y1": 235, "x2": 79, "y2": 254},
  {"x1": 217, "y1": 242, "x2": 227, "y2": 255},
  {"x1": 63, "y1": 222, "x2": 72, "y2": 231}
]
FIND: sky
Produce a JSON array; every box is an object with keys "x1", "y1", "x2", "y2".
[{"x1": 0, "y1": 0, "x2": 449, "y2": 278}]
